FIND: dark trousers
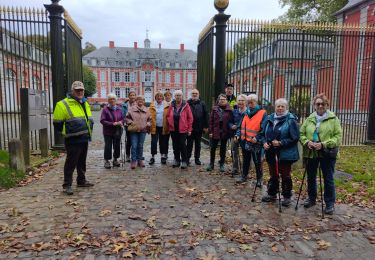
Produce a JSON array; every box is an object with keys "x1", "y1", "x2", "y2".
[
  {"x1": 306, "y1": 157, "x2": 336, "y2": 207},
  {"x1": 267, "y1": 161, "x2": 293, "y2": 198},
  {"x1": 241, "y1": 148, "x2": 263, "y2": 180},
  {"x1": 125, "y1": 127, "x2": 131, "y2": 157},
  {"x1": 170, "y1": 132, "x2": 188, "y2": 163},
  {"x1": 151, "y1": 127, "x2": 168, "y2": 156},
  {"x1": 104, "y1": 135, "x2": 121, "y2": 161},
  {"x1": 63, "y1": 142, "x2": 88, "y2": 188},
  {"x1": 187, "y1": 131, "x2": 203, "y2": 160},
  {"x1": 210, "y1": 138, "x2": 228, "y2": 166}
]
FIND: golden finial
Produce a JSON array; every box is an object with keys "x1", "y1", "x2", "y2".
[
  {"x1": 11, "y1": 6, "x2": 15, "y2": 14},
  {"x1": 36, "y1": 8, "x2": 41, "y2": 16},
  {"x1": 7, "y1": 6, "x2": 10, "y2": 14},
  {"x1": 32, "y1": 7, "x2": 36, "y2": 16}
]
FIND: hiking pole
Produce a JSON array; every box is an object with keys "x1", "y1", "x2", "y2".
[
  {"x1": 238, "y1": 143, "x2": 242, "y2": 177},
  {"x1": 230, "y1": 138, "x2": 235, "y2": 178},
  {"x1": 295, "y1": 163, "x2": 307, "y2": 210},
  {"x1": 275, "y1": 152, "x2": 282, "y2": 213},
  {"x1": 316, "y1": 132, "x2": 325, "y2": 219},
  {"x1": 251, "y1": 150, "x2": 259, "y2": 202},
  {"x1": 319, "y1": 163, "x2": 324, "y2": 219}
]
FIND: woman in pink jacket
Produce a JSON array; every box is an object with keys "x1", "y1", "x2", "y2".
[
  {"x1": 167, "y1": 90, "x2": 193, "y2": 169},
  {"x1": 125, "y1": 96, "x2": 152, "y2": 169}
]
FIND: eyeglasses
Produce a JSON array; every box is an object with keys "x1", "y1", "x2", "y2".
[
  {"x1": 75, "y1": 89, "x2": 84, "y2": 92},
  {"x1": 219, "y1": 99, "x2": 227, "y2": 101},
  {"x1": 315, "y1": 102, "x2": 325, "y2": 106},
  {"x1": 192, "y1": 93, "x2": 198, "y2": 95}
]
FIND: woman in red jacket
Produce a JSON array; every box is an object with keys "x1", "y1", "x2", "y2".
[{"x1": 167, "y1": 90, "x2": 193, "y2": 169}]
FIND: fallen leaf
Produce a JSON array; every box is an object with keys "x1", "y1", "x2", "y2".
[
  {"x1": 120, "y1": 230, "x2": 128, "y2": 238},
  {"x1": 113, "y1": 243, "x2": 125, "y2": 253},
  {"x1": 317, "y1": 240, "x2": 331, "y2": 250},
  {"x1": 239, "y1": 244, "x2": 253, "y2": 251},
  {"x1": 74, "y1": 234, "x2": 84, "y2": 242},
  {"x1": 122, "y1": 251, "x2": 133, "y2": 258},
  {"x1": 367, "y1": 236, "x2": 375, "y2": 244},
  {"x1": 182, "y1": 221, "x2": 190, "y2": 227},
  {"x1": 199, "y1": 254, "x2": 217, "y2": 260},
  {"x1": 146, "y1": 216, "x2": 156, "y2": 228},
  {"x1": 303, "y1": 235, "x2": 311, "y2": 241},
  {"x1": 99, "y1": 210, "x2": 112, "y2": 217},
  {"x1": 271, "y1": 246, "x2": 279, "y2": 252},
  {"x1": 227, "y1": 247, "x2": 236, "y2": 253},
  {"x1": 168, "y1": 239, "x2": 177, "y2": 244}
]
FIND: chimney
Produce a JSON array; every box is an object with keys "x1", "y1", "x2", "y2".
[
  {"x1": 159, "y1": 43, "x2": 161, "y2": 49},
  {"x1": 180, "y1": 43, "x2": 184, "y2": 52},
  {"x1": 134, "y1": 42, "x2": 138, "y2": 49},
  {"x1": 109, "y1": 41, "x2": 115, "y2": 48}
]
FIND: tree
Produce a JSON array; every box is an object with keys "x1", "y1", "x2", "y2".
[
  {"x1": 82, "y1": 42, "x2": 96, "y2": 56},
  {"x1": 83, "y1": 65, "x2": 96, "y2": 97},
  {"x1": 279, "y1": 0, "x2": 348, "y2": 22}
]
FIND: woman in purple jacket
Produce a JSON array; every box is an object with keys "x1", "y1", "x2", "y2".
[
  {"x1": 100, "y1": 93, "x2": 124, "y2": 169},
  {"x1": 207, "y1": 94, "x2": 234, "y2": 172}
]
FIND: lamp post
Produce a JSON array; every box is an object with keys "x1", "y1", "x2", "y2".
[
  {"x1": 286, "y1": 60, "x2": 293, "y2": 100},
  {"x1": 213, "y1": 0, "x2": 230, "y2": 99},
  {"x1": 313, "y1": 53, "x2": 322, "y2": 98}
]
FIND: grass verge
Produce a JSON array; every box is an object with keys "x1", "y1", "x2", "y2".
[{"x1": 292, "y1": 146, "x2": 375, "y2": 206}]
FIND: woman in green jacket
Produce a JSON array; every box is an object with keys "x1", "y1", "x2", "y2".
[{"x1": 300, "y1": 93, "x2": 342, "y2": 215}]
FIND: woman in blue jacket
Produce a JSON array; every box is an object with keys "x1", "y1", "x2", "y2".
[{"x1": 260, "y1": 98, "x2": 299, "y2": 207}]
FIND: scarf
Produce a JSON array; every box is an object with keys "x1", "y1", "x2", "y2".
[
  {"x1": 245, "y1": 105, "x2": 261, "y2": 118},
  {"x1": 315, "y1": 111, "x2": 327, "y2": 130},
  {"x1": 108, "y1": 104, "x2": 118, "y2": 110},
  {"x1": 274, "y1": 111, "x2": 289, "y2": 130}
]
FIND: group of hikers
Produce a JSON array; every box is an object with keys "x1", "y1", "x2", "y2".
[{"x1": 53, "y1": 81, "x2": 342, "y2": 215}]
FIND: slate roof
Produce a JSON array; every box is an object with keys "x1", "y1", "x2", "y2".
[
  {"x1": 230, "y1": 29, "x2": 334, "y2": 73},
  {"x1": 335, "y1": 0, "x2": 366, "y2": 15},
  {"x1": 83, "y1": 45, "x2": 197, "y2": 69}
]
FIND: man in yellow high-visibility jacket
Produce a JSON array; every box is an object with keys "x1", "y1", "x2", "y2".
[{"x1": 53, "y1": 81, "x2": 94, "y2": 195}]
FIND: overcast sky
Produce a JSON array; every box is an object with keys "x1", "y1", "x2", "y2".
[{"x1": 2, "y1": 0, "x2": 286, "y2": 51}]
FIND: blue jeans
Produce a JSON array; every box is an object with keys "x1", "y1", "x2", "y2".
[
  {"x1": 130, "y1": 132, "x2": 146, "y2": 161},
  {"x1": 306, "y1": 157, "x2": 336, "y2": 207}
]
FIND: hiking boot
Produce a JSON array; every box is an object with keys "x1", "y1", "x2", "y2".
[
  {"x1": 236, "y1": 176, "x2": 247, "y2": 184},
  {"x1": 282, "y1": 197, "x2": 292, "y2": 207},
  {"x1": 324, "y1": 205, "x2": 335, "y2": 215},
  {"x1": 63, "y1": 186, "x2": 73, "y2": 195},
  {"x1": 172, "y1": 160, "x2": 180, "y2": 168},
  {"x1": 131, "y1": 161, "x2": 137, "y2": 169},
  {"x1": 161, "y1": 157, "x2": 167, "y2": 165},
  {"x1": 255, "y1": 179, "x2": 262, "y2": 188},
  {"x1": 206, "y1": 164, "x2": 214, "y2": 171},
  {"x1": 186, "y1": 160, "x2": 190, "y2": 166},
  {"x1": 195, "y1": 159, "x2": 202, "y2": 165},
  {"x1": 149, "y1": 157, "x2": 155, "y2": 165},
  {"x1": 219, "y1": 164, "x2": 225, "y2": 172},
  {"x1": 303, "y1": 198, "x2": 316, "y2": 208},
  {"x1": 77, "y1": 181, "x2": 94, "y2": 187},
  {"x1": 181, "y1": 162, "x2": 187, "y2": 169},
  {"x1": 112, "y1": 159, "x2": 120, "y2": 167},
  {"x1": 261, "y1": 194, "x2": 277, "y2": 202},
  {"x1": 104, "y1": 160, "x2": 111, "y2": 169},
  {"x1": 138, "y1": 160, "x2": 145, "y2": 168},
  {"x1": 126, "y1": 155, "x2": 131, "y2": 163},
  {"x1": 232, "y1": 169, "x2": 239, "y2": 175}
]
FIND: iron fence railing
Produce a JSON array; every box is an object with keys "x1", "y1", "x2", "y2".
[
  {"x1": 197, "y1": 19, "x2": 375, "y2": 145},
  {"x1": 0, "y1": 5, "x2": 83, "y2": 151}
]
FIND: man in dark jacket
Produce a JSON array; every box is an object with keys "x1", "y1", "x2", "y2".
[{"x1": 186, "y1": 89, "x2": 208, "y2": 165}]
